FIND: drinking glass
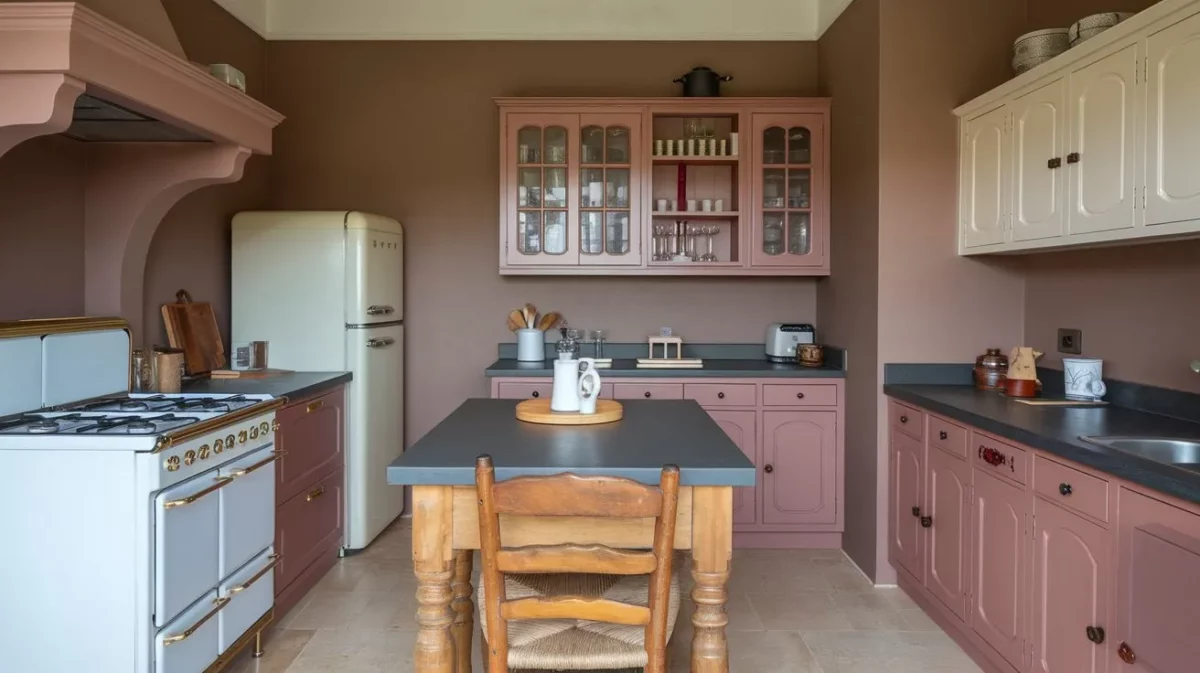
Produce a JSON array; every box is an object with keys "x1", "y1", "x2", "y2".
[{"x1": 701, "y1": 224, "x2": 720, "y2": 262}]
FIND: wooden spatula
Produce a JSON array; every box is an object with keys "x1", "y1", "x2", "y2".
[
  {"x1": 508, "y1": 310, "x2": 527, "y2": 332},
  {"x1": 536, "y1": 311, "x2": 562, "y2": 331}
]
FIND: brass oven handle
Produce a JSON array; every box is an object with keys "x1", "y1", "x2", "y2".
[
  {"x1": 307, "y1": 400, "x2": 325, "y2": 413},
  {"x1": 230, "y1": 450, "x2": 286, "y2": 478},
  {"x1": 229, "y1": 554, "x2": 281, "y2": 595},
  {"x1": 307, "y1": 486, "x2": 326, "y2": 502},
  {"x1": 162, "y1": 597, "x2": 231, "y2": 645},
  {"x1": 163, "y1": 476, "x2": 233, "y2": 509}
]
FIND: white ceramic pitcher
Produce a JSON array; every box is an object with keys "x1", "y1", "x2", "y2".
[
  {"x1": 577, "y1": 358, "x2": 601, "y2": 414},
  {"x1": 550, "y1": 354, "x2": 581, "y2": 412}
]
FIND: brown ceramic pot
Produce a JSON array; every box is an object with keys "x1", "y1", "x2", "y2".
[
  {"x1": 1005, "y1": 377, "x2": 1038, "y2": 398},
  {"x1": 797, "y1": 343, "x2": 825, "y2": 368},
  {"x1": 974, "y1": 348, "x2": 1008, "y2": 391}
]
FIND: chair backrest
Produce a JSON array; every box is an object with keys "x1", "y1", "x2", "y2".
[{"x1": 474, "y1": 455, "x2": 681, "y2": 673}]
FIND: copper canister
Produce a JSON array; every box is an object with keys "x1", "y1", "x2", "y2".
[{"x1": 974, "y1": 348, "x2": 1008, "y2": 391}]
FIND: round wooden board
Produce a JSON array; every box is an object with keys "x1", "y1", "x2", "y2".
[{"x1": 515, "y1": 398, "x2": 624, "y2": 425}]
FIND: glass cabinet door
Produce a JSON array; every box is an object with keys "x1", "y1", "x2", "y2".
[
  {"x1": 751, "y1": 113, "x2": 826, "y2": 268},
  {"x1": 506, "y1": 114, "x2": 578, "y2": 265},
  {"x1": 578, "y1": 114, "x2": 641, "y2": 265}
]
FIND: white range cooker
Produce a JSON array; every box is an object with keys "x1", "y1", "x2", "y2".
[{"x1": 0, "y1": 318, "x2": 284, "y2": 673}]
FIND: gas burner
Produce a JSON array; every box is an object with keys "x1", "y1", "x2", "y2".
[
  {"x1": 124, "y1": 420, "x2": 158, "y2": 434},
  {"x1": 28, "y1": 419, "x2": 61, "y2": 434},
  {"x1": 120, "y1": 400, "x2": 151, "y2": 411}
]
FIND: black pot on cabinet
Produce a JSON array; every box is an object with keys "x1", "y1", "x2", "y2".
[{"x1": 673, "y1": 67, "x2": 733, "y2": 97}]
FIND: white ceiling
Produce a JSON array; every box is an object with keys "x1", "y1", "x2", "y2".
[{"x1": 215, "y1": 0, "x2": 854, "y2": 41}]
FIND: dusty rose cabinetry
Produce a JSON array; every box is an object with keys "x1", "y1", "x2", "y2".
[
  {"x1": 497, "y1": 98, "x2": 830, "y2": 276},
  {"x1": 493, "y1": 377, "x2": 844, "y2": 547},
  {"x1": 274, "y1": 386, "x2": 346, "y2": 616},
  {"x1": 888, "y1": 397, "x2": 1200, "y2": 673}
]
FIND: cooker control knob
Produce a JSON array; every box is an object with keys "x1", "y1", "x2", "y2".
[
  {"x1": 226, "y1": 434, "x2": 236, "y2": 447},
  {"x1": 198, "y1": 444, "x2": 211, "y2": 460},
  {"x1": 260, "y1": 421, "x2": 270, "y2": 435},
  {"x1": 214, "y1": 439, "x2": 225, "y2": 454},
  {"x1": 250, "y1": 427, "x2": 260, "y2": 440},
  {"x1": 238, "y1": 430, "x2": 248, "y2": 445},
  {"x1": 184, "y1": 450, "x2": 196, "y2": 466},
  {"x1": 165, "y1": 456, "x2": 180, "y2": 472}
]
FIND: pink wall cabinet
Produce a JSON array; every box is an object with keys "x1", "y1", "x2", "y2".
[
  {"x1": 750, "y1": 113, "x2": 828, "y2": 270},
  {"x1": 890, "y1": 428, "x2": 925, "y2": 582},
  {"x1": 761, "y1": 411, "x2": 837, "y2": 526},
  {"x1": 502, "y1": 113, "x2": 581, "y2": 266},
  {"x1": 1031, "y1": 498, "x2": 1111, "y2": 673},
  {"x1": 970, "y1": 468, "x2": 1028, "y2": 670},
  {"x1": 925, "y1": 446, "x2": 971, "y2": 620},
  {"x1": 707, "y1": 410, "x2": 758, "y2": 526},
  {"x1": 1113, "y1": 487, "x2": 1200, "y2": 673}
]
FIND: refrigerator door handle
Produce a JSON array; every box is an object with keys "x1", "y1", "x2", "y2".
[
  {"x1": 366, "y1": 337, "x2": 396, "y2": 348},
  {"x1": 366, "y1": 305, "x2": 395, "y2": 316}
]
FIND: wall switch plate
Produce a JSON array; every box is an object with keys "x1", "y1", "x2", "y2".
[{"x1": 1058, "y1": 328, "x2": 1082, "y2": 355}]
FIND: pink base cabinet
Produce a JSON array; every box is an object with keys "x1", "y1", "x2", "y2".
[
  {"x1": 887, "y1": 397, "x2": 1200, "y2": 673},
  {"x1": 492, "y1": 376, "x2": 844, "y2": 548}
]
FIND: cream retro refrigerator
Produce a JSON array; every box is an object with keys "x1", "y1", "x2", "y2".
[{"x1": 232, "y1": 211, "x2": 404, "y2": 551}]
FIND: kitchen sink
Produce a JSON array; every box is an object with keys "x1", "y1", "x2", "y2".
[{"x1": 1080, "y1": 436, "x2": 1200, "y2": 465}]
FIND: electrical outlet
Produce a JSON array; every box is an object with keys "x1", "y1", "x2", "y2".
[{"x1": 1058, "y1": 328, "x2": 1082, "y2": 355}]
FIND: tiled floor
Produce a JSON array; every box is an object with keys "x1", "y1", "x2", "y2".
[{"x1": 228, "y1": 519, "x2": 982, "y2": 673}]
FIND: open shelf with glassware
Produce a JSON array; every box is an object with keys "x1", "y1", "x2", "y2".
[{"x1": 497, "y1": 98, "x2": 829, "y2": 276}]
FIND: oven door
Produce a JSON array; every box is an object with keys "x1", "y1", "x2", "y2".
[
  {"x1": 154, "y1": 473, "x2": 227, "y2": 627},
  {"x1": 218, "y1": 548, "x2": 278, "y2": 652},
  {"x1": 154, "y1": 589, "x2": 224, "y2": 673},
  {"x1": 218, "y1": 445, "x2": 279, "y2": 577}
]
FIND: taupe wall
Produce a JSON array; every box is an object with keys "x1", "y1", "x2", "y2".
[
  {"x1": 816, "y1": 0, "x2": 882, "y2": 585},
  {"x1": 263, "y1": 41, "x2": 822, "y2": 444}
]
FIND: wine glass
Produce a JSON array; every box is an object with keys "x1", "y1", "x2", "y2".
[{"x1": 701, "y1": 224, "x2": 721, "y2": 262}]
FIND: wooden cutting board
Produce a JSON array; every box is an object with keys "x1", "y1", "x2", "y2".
[{"x1": 161, "y1": 289, "x2": 226, "y2": 375}]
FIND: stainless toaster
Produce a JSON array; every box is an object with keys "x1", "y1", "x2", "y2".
[{"x1": 765, "y1": 323, "x2": 816, "y2": 362}]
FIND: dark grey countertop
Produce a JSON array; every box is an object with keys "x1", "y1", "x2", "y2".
[
  {"x1": 183, "y1": 372, "x2": 352, "y2": 401},
  {"x1": 486, "y1": 358, "x2": 845, "y2": 378},
  {"x1": 387, "y1": 399, "x2": 756, "y2": 486},
  {"x1": 884, "y1": 384, "x2": 1200, "y2": 506}
]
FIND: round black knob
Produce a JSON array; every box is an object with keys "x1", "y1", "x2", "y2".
[
  {"x1": 796, "y1": 392, "x2": 806, "y2": 399},
  {"x1": 1086, "y1": 626, "x2": 1106, "y2": 644},
  {"x1": 1060, "y1": 483, "x2": 1073, "y2": 496},
  {"x1": 900, "y1": 415, "x2": 908, "y2": 423},
  {"x1": 644, "y1": 391, "x2": 651, "y2": 398},
  {"x1": 531, "y1": 391, "x2": 539, "y2": 398},
  {"x1": 764, "y1": 464, "x2": 774, "y2": 474},
  {"x1": 718, "y1": 392, "x2": 725, "y2": 399},
  {"x1": 921, "y1": 516, "x2": 933, "y2": 528},
  {"x1": 912, "y1": 506, "x2": 921, "y2": 518},
  {"x1": 939, "y1": 431, "x2": 948, "y2": 440}
]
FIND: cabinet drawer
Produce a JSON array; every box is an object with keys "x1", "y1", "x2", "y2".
[
  {"x1": 971, "y1": 432, "x2": 1027, "y2": 485},
  {"x1": 1033, "y1": 455, "x2": 1109, "y2": 522},
  {"x1": 928, "y1": 415, "x2": 968, "y2": 458},
  {"x1": 612, "y1": 383, "x2": 683, "y2": 400},
  {"x1": 277, "y1": 387, "x2": 344, "y2": 505},
  {"x1": 276, "y1": 469, "x2": 343, "y2": 592},
  {"x1": 763, "y1": 384, "x2": 838, "y2": 407},
  {"x1": 889, "y1": 401, "x2": 925, "y2": 441},
  {"x1": 496, "y1": 382, "x2": 553, "y2": 400},
  {"x1": 685, "y1": 383, "x2": 756, "y2": 407}
]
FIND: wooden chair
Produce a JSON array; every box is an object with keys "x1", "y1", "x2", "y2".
[{"x1": 474, "y1": 455, "x2": 682, "y2": 673}]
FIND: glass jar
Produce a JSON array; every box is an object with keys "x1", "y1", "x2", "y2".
[
  {"x1": 131, "y1": 348, "x2": 155, "y2": 392},
  {"x1": 763, "y1": 215, "x2": 785, "y2": 255}
]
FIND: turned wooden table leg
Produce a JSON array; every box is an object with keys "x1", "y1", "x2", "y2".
[
  {"x1": 451, "y1": 549, "x2": 475, "y2": 672},
  {"x1": 690, "y1": 486, "x2": 732, "y2": 673},
  {"x1": 413, "y1": 486, "x2": 455, "y2": 673}
]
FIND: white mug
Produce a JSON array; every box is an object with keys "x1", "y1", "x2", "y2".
[
  {"x1": 686, "y1": 199, "x2": 698, "y2": 212},
  {"x1": 686, "y1": 139, "x2": 695, "y2": 156},
  {"x1": 656, "y1": 198, "x2": 668, "y2": 212},
  {"x1": 1062, "y1": 357, "x2": 1107, "y2": 400},
  {"x1": 665, "y1": 140, "x2": 676, "y2": 156},
  {"x1": 715, "y1": 198, "x2": 725, "y2": 212},
  {"x1": 669, "y1": 199, "x2": 679, "y2": 211},
  {"x1": 654, "y1": 139, "x2": 663, "y2": 156},
  {"x1": 701, "y1": 199, "x2": 714, "y2": 212}
]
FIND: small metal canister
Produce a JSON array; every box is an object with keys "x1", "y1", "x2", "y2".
[{"x1": 131, "y1": 348, "x2": 155, "y2": 392}]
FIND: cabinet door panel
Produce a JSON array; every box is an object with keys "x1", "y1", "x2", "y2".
[
  {"x1": 751, "y1": 113, "x2": 827, "y2": 268},
  {"x1": 1145, "y1": 12, "x2": 1200, "y2": 227},
  {"x1": 276, "y1": 389, "x2": 344, "y2": 505},
  {"x1": 925, "y1": 448, "x2": 970, "y2": 620},
  {"x1": 890, "y1": 429, "x2": 925, "y2": 581},
  {"x1": 1067, "y1": 45, "x2": 1138, "y2": 235},
  {"x1": 504, "y1": 113, "x2": 579, "y2": 265},
  {"x1": 1032, "y1": 500, "x2": 1110, "y2": 673},
  {"x1": 707, "y1": 410, "x2": 757, "y2": 527},
  {"x1": 762, "y1": 411, "x2": 837, "y2": 525},
  {"x1": 1012, "y1": 78, "x2": 1067, "y2": 242},
  {"x1": 960, "y1": 105, "x2": 1010, "y2": 249},
  {"x1": 579, "y1": 113, "x2": 642, "y2": 265},
  {"x1": 971, "y1": 469, "x2": 1027, "y2": 669}
]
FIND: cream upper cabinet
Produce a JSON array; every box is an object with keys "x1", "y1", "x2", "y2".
[
  {"x1": 1145, "y1": 10, "x2": 1200, "y2": 227},
  {"x1": 959, "y1": 105, "x2": 1010, "y2": 250},
  {"x1": 1012, "y1": 78, "x2": 1067, "y2": 242},
  {"x1": 1067, "y1": 44, "x2": 1139, "y2": 236},
  {"x1": 955, "y1": 0, "x2": 1200, "y2": 255}
]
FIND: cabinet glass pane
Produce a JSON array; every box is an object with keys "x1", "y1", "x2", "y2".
[
  {"x1": 762, "y1": 126, "x2": 786, "y2": 164},
  {"x1": 544, "y1": 211, "x2": 567, "y2": 254},
  {"x1": 580, "y1": 212, "x2": 603, "y2": 255},
  {"x1": 544, "y1": 126, "x2": 567, "y2": 164},
  {"x1": 788, "y1": 170, "x2": 811, "y2": 209},
  {"x1": 517, "y1": 126, "x2": 541, "y2": 164},
  {"x1": 788, "y1": 127, "x2": 812, "y2": 164},
  {"x1": 606, "y1": 169, "x2": 630, "y2": 208},
  {"x1": 581, "y1": 125, "x2": 604, "y2": 164},
  {"x1": 606, "y1": 126, "x2": 630, "y2": 163},
  {"x1": 763, "y1": 169, "x2": 786, "y2": 208},
  {"x1": 788, "y1": 212, "x2": 811, "y2": 255},
  {"x1": 762, "y1": 213, "x2": 785, "y2": 256},
  {"x1": 606, "y1": 212, "x2": 630, "y2": 255},
  {"x1": 544, "y1": 168, "x2": 567, "y2": 207},
  {"x1": 581, "y1": 167, "x2": 605, "y2": 208},
  {"x1": 518, "y1": 211, "x2": 541, "y2": 254},
  {"x1": 518, "y1": 168, "x2": 541, "y2": 207}
]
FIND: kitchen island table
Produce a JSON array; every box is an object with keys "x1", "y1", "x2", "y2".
[{"x1": 387, "y1": 398, "x2": 756, "y2": 673}]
